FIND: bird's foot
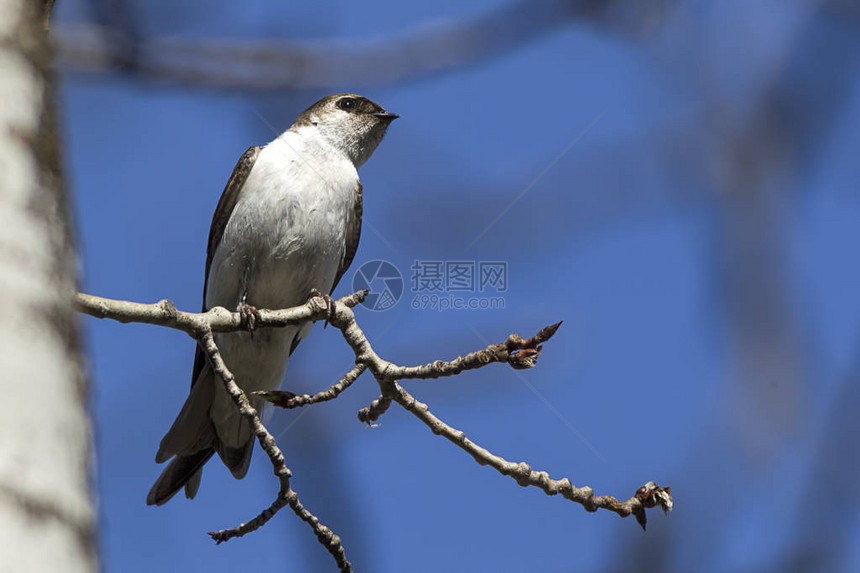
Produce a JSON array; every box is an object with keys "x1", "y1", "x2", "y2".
[
  {"x1": 308, "y1": 288, "x2": 336, "y2": 328},
  {"x1": 237, "y1": 302, "x2": 261, "y2": 333}
]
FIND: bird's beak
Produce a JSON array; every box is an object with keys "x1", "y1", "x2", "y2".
[{"x1": 374, "y1": 112, "x2": 399, "y2": 121}]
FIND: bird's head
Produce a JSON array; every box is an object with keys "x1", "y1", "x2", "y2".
[{"x1": 293, "y1": 93, "x2": 398, "y2": 167}]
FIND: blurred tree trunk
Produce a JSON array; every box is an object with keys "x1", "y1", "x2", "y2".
[{"x1": 0, "y1": 1, "x2": 97, "y2": 571}]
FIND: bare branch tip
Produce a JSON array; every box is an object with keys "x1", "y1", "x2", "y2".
[
  {"x1": 634, "y1": 481, "x2": 673, "y2": 530},
  {"x1": 207, "y1": 531, "x2": 227, "y2": 544},
  {"x1": 508, "y1": 346, "x2": 543, "y2": 369},
  {"x1": 635, "y1": 481, "x2": 673, "y2": 510},
  {"x1": 342, "y1": 289, "x2": 369, "y2": 308},
  {"x1": 537, "y1": 320, "x2": 563, "y2": 342},
  {"x1": 251, "y1": 390, "x2": 298, "y2": 408}
]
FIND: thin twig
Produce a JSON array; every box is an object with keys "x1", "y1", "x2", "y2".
[
  {"x1": 357, "y1": 393, "x2": 394, "y2": 425},
  {"x1": 254, "y1": 364, "x2": 367, "y2": 409},
  {"x1": 391, "y1": 382, "x2": 672, "y2": 529},
  {"x1": 198, "y1": 329, "x2": 352, "y2": 571},
  {"x1": 365, "y1": 321, "x2": 563, "y2": 380}
]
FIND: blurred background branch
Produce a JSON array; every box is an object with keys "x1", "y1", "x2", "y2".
[{"x1": 55, "y1": 0, "x2": 678, "y2": 89}]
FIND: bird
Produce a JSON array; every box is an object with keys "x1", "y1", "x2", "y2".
[{"x1": 147, "y1": 94, "x2": 397, "y2": 505}]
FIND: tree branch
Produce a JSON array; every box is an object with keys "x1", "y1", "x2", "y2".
[
  {"x1": 76, "y1": 290, "x2": 671, "y2": 569},
  {"x1": 74, "y1": 290, "x2": 366, "y2": 334}
]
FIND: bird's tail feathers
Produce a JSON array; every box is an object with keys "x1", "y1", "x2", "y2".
[
  {"x1": 217, "y1": 437, "x2": 255, "y2": 479},
  {"x1": 156, "y1": 364, "x2": 216, "y2": 463},
  {"x1": 146, "y1": 448, "x2": 215, "y2": 506},
  {"x1": 149, "y1": 363, "x2": 217, "y2": 505}
]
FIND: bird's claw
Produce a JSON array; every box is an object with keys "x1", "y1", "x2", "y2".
[
  {"x1": 308, "y1": 288, "x2": 336, "y2": 328},
  {"x1": 237, "y1": 303, "x2": 261, "y2": 333}
]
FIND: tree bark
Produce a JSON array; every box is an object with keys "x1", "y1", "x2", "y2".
[{"x1": 0, "y1": 0, "x2": 97, "y2": 571}]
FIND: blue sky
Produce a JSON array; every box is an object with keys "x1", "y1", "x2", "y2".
[{"x1": 56, "y1": 1, "x2": 860, "y2": 571}]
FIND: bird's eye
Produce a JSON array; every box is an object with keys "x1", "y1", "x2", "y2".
[{"x1": 337, "y1": 98, "x2": 356, "y2": 110}]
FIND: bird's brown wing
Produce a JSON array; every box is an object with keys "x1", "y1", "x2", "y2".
[
  {"x1": 190, "y1": 146, "x2": 261, "y2": 387},
  {"x1": 331, "y1": 180, "x2": 363, "y2": 294}
]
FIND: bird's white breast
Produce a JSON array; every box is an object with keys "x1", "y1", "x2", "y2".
[
  {"x1": 207, "y1": 129, "x2": 359, "y2": 313},
  {"x1": 205, "y1": 129, "x2": 359, "y2": 404}
]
